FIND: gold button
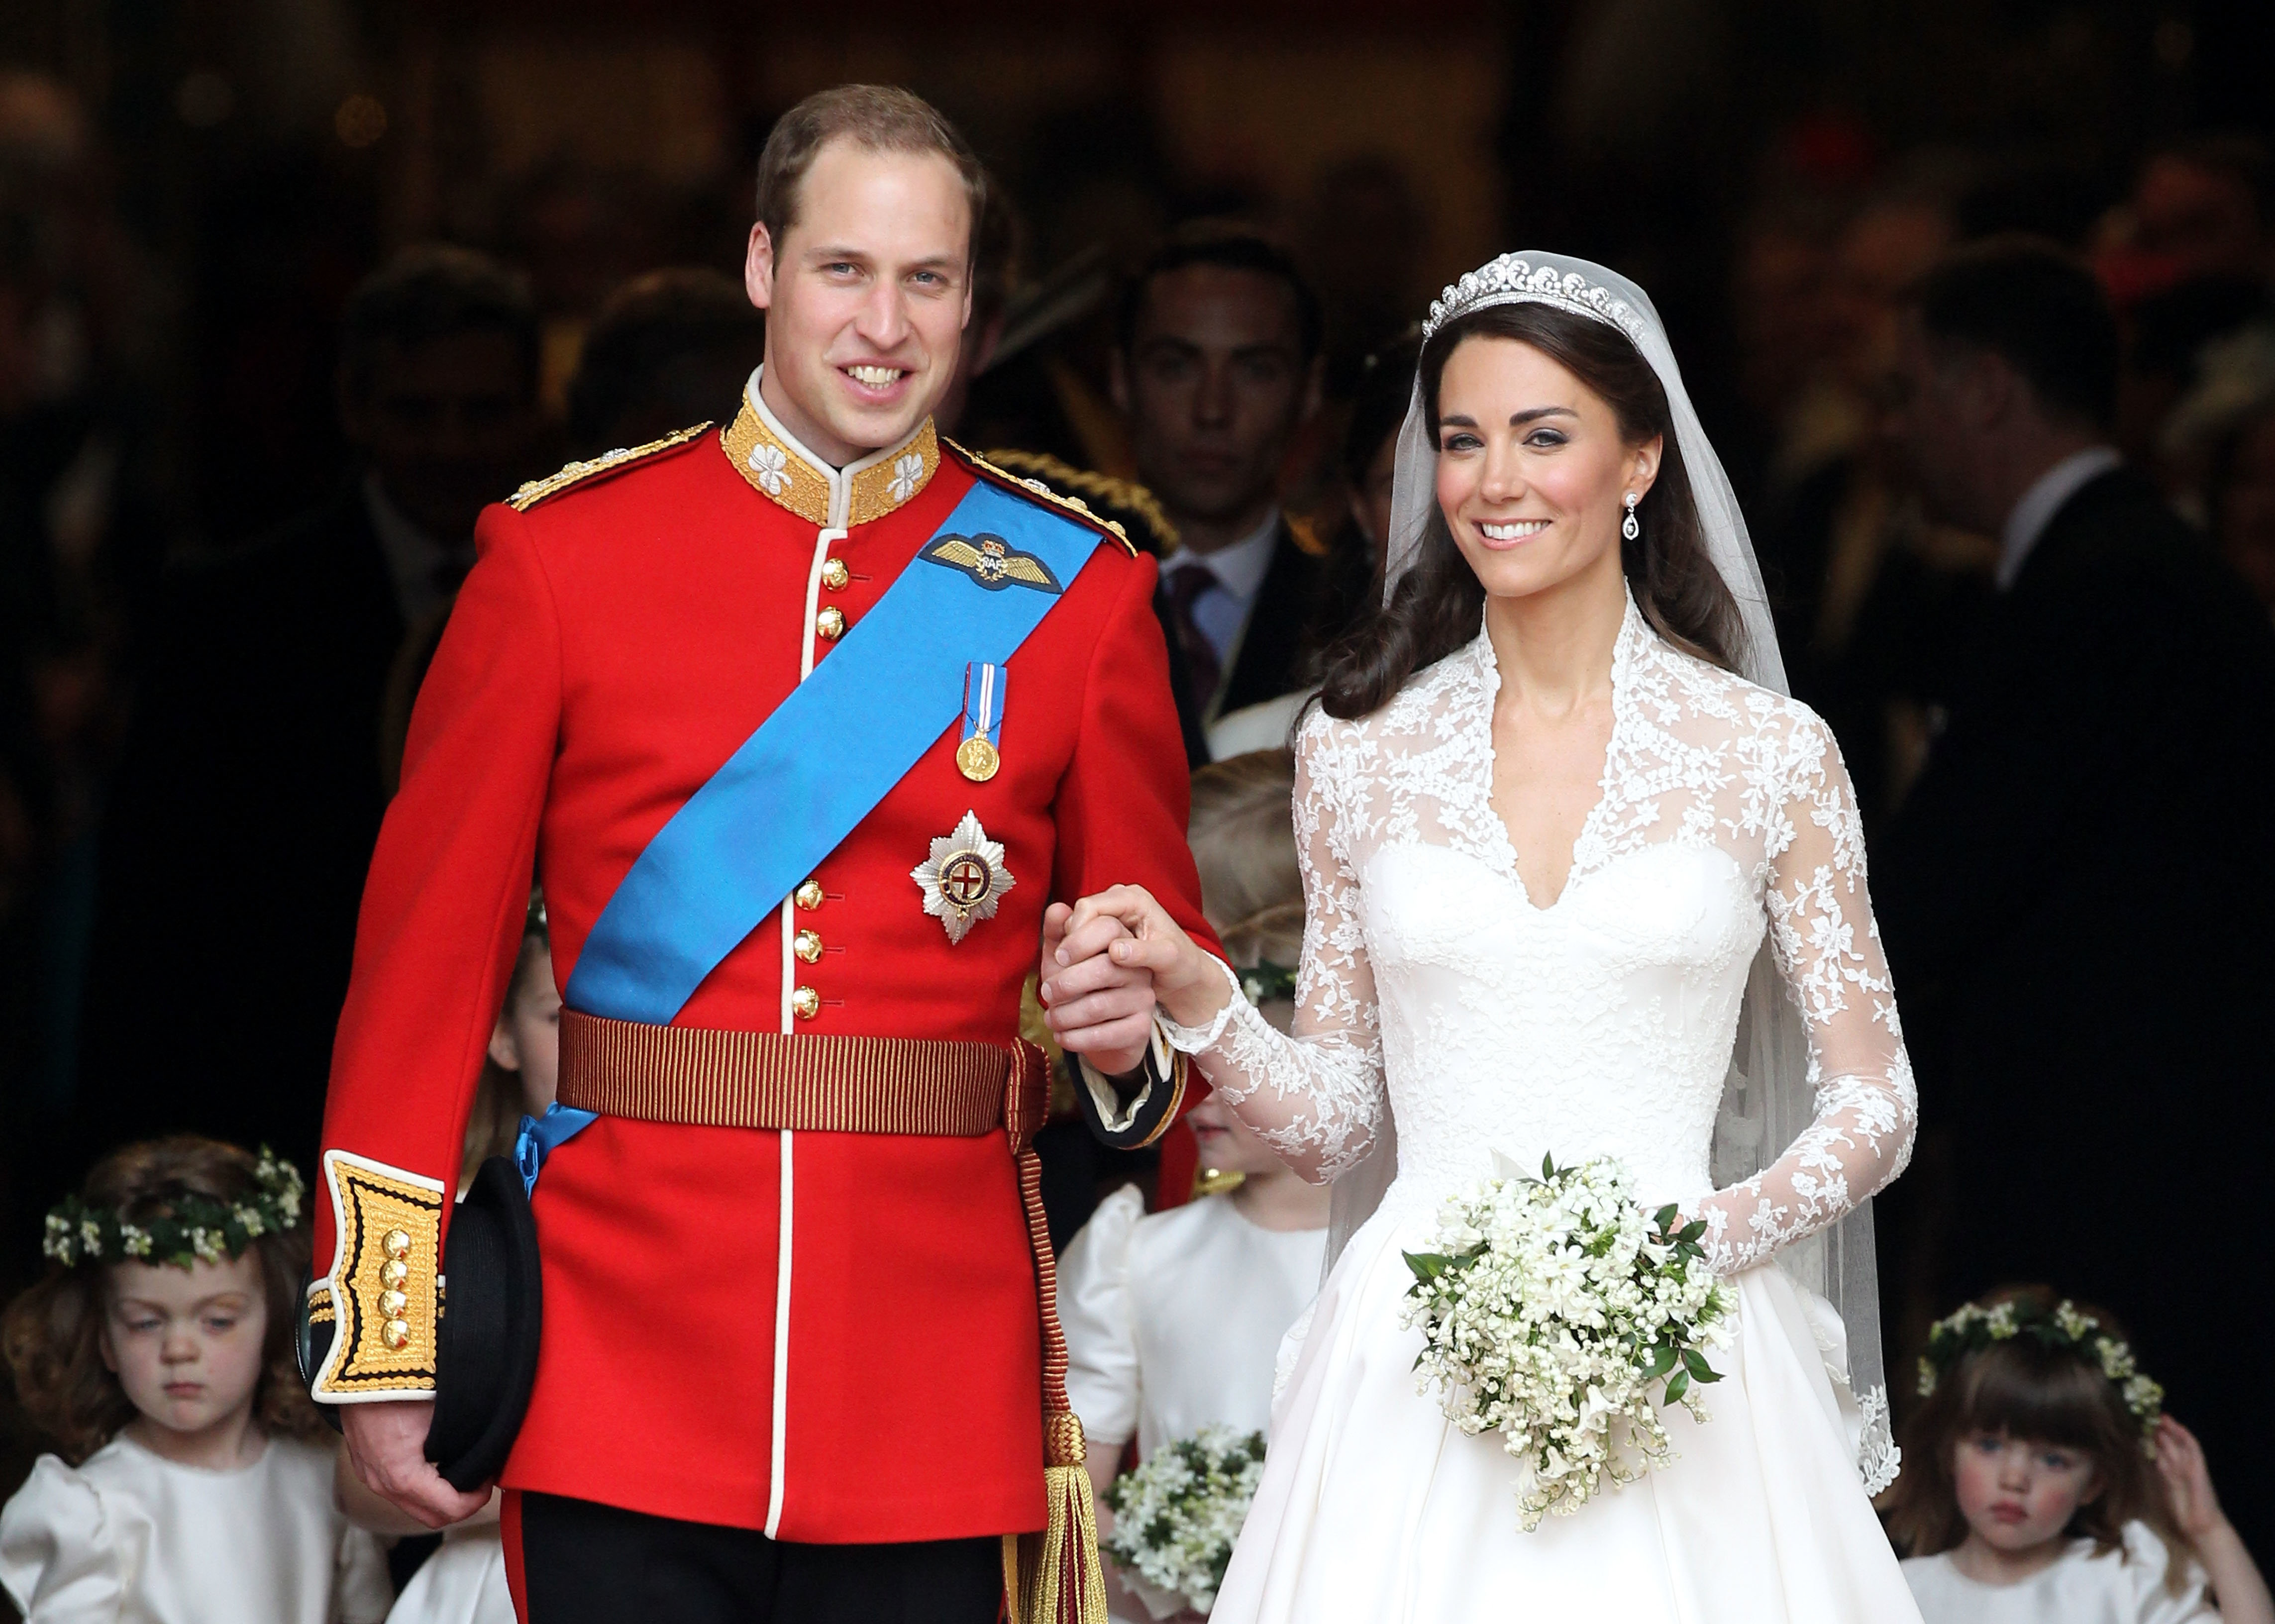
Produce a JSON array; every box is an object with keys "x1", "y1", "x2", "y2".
[
  {"x1": 380, "y1": 1289, "x2": 408, "y2": 1318},
  {"x1": 821, "y1": 557, "x2": 850, "y2": 591},
  {"x1": 794, "y1": 928, "x2": 824, "y2": 964},
  {"x1": 381, "y1": 1318, "x2": 412, "y2": 1351},
  {"x1": 791, "y1": 985, "x2": 820, "y2": 1019},
  {"x1": 815, "y1": 606, "x2": 845, "y2": 640},
  {"x1": 381, "y1": 1258, "x2": 409, "y2": 1289},
  {"x1": 383, "y1": 1228, "x2": 413, "y2": 1260},
  {"x1": 794, "y1": 879, "x2": 825, "y2": 912}
]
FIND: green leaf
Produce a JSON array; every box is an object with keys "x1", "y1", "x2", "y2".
[
  {"x1": 1543, "y1": 1152, "x2": 1556, "y2": 1181},
  {"x1": 1404, "y1": 1250, "x2": 1451, "y2": 1283},
  {"x1": 1683, "y1": 1347, "x2": 1723, "y2": 1384},
  {"x1": 1653, "y1": 1203, "x2": 1680, "y2": 1231},
  {"x1": 1664, "y1": 1369, "x2": 1690, "y2": 1404},
  {"x1": 1677, "y1": 1220, "x2": 1706, "y2": 1243},
  {"x1": 1643, "y1": 1345, "x2": 1678, "y2": 1380}
]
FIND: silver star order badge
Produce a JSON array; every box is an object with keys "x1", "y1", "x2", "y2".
[{"x1": 912, "y1": 810, "x2": 1015, "y2": 945}]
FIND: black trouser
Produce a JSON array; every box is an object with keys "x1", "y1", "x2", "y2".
[{"x1": 512, "y1": 1490, "x2": 1003, "y2": 1623}]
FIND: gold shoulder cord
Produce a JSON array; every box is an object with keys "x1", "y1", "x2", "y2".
[{"x1": 508, "y1": 421, "x2": 714, "y2": 513}]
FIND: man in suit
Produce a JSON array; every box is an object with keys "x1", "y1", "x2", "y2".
[
  {"x1": 77, "y1": 246, "x2": 543, "y2": 1171},
  {"x1": 1878, "y1": 238, "x2": 2275, "y2": 1553},
  {"x1": 1112, "y1": 226, "x2": 1336, "y2": 762}
]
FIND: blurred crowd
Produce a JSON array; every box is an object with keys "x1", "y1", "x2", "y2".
[{"x1": 2, "y1": 43, "x2": 2274, "y2": 1620}]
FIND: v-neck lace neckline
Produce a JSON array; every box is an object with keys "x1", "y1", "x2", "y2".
[{"x1": 1469, "y1": 594, "x2": 1647, "y2": 911}]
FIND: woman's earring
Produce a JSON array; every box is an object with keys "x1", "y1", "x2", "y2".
[{"x1": 1622, "y1": 491, "x2": 1641, "y2": 541}]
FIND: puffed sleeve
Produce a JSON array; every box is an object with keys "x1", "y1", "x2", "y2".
[
  {"x1": 2121, "y1": 1522, "x2": 2220, "y2": 1624},
  {"x1": 1057, "y1": 1184, "x2": 1147, "y2": 1451},
  {"x1": 0, "y1": 1456, "x2": 131, "y2": 1623},
  {"x1": 331, "y1": 1518, "x2": 394, "y2": 1624}
]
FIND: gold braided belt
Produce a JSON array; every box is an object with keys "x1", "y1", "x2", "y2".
[
  {"x1": 555, "y1": 1010, "x2": 1030, "y2": 1139},
  {"x1": 552, "y1": 1007, "x2": 1105, "y2": 1624}
]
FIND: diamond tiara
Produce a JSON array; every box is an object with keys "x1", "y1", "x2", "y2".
[{"x1": 1423, "y1": 254, "x2": 1649, "y2": 347}]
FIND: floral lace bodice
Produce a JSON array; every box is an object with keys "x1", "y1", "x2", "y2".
[{"x1": 1166, "y1": 597, "x2": 1917, "y2": 1275}]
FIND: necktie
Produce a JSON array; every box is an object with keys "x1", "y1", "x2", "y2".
[{"x1": 1165, "y1": 562, "x2": 1224, "y2": 714}]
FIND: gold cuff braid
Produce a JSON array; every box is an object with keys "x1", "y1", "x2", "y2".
[{"x1": 310, "y1": 1150, "x2": 445, "y2": 1400}]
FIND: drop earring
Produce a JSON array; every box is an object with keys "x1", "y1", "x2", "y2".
[{"x1": 1622, "y1": 491, "x2": 1640, "y2": 541}]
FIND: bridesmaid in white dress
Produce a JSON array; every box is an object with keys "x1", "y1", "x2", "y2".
[
  {"x1": 1041, "y1": 253, "x2": 1921, "y2": 1622},
  {"x1": 1058, "y1": 748, "x2": 1329, "y2": 1623}
]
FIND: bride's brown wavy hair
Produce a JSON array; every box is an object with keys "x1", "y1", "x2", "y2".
[{"x1": 1316, "y1": 301, "x2": 1746, "y2": 721}]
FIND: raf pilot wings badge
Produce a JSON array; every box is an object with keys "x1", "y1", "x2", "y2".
[{"x1": 920, "y1": 532, "x2": 1064, "y2": 594}]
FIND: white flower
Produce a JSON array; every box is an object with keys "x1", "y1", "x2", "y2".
[
  {"x1": 119, "y1": 1224, "x2": 153, "y2": 1258},
  {"x1": 80, "y1": 1218, "x2": 102, "y2": 1253},
  {"x1": 746, "y1": 441, "x2": 791, "y2": 495},
  {"x1": 1399, "y1": 1156, "x2": 1731, "y2": 1531},
  {"x1": 1104, "y1": 1426, "x2": 1265, "y2": 1612},
  {"x1": 189, "y1": 1227, "x2": 223, "y2": 1263},
  {"x1": 888, "y1": 451, "x2": 924, "y2": 503},
  {"x1": 234, "y1": 1205, "x2": 266, "y2": 1237}
]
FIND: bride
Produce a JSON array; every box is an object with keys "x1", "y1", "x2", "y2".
[{"x1": 1040, "y1": 253, "x2": 1922, "y2": 1621}]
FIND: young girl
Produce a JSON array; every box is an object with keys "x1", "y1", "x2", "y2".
[
  {"x1": 0, "y1": 1136, "x2": 393, "y2": 1623},
  {"x1": 1058, "y1": 749, "x2": 1329, "y2": 1622},
  {"x1": 1888, "y1": 1287, "x2": 2274, "y2": 1624},
  {"x1": 350, "y1": 891, "x2": 558, "y2": 1624}
]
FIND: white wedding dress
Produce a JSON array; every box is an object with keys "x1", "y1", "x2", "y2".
[{"x1": 1167, "y1": 596, "x2": 1923, "y2": 1623}]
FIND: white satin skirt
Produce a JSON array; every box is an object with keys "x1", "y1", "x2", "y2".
[{"x1": 1212, "y1": 1204, "x2": 1924, "y2": 1624}]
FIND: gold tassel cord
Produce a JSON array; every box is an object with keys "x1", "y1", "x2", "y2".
[{"x1": 1005, "y1": 1056, "x2": 1110, "y2": 1624}]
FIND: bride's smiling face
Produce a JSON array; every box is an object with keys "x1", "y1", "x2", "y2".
[{"x1": 1433, "y1": 335, "x2": 1659, "y2": 602}]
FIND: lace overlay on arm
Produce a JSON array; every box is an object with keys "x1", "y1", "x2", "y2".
[
  {"x1": 1692, "y1": 712, "x2": 1917, "y2": 1274},
  {"x1": 1161, "y1": 718, "x2": 1386, "y2": 1181}
]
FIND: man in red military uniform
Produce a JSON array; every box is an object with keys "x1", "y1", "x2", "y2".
[{"x1": 312, "y1": 85, "x2": 1215, "y2": 1623}]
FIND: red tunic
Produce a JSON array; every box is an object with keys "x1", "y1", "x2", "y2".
[{"x1": 312, "y1": 395, "x2": 1216, "y2": 1542}]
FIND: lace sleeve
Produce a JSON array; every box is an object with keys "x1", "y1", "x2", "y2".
[
  {"x1": 1157, "y1": 718, "x2": 1386, "y2": 1182},
  {"x1": 1694, "y1": 711, "x2": 1918, "y2": 1274}
]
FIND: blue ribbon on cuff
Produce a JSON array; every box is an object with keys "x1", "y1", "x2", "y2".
[{"x1": 513, "y1": 1102, "x2": 599, "y2": 1196}]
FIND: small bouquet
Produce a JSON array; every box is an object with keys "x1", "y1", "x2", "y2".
[
  {"x1": 1103, "y1": 1425, "x2": 1267, "y2": 1616},
  {"x1": 1402, "y1": 1154, "x2": 1732, "y2": 1531}
]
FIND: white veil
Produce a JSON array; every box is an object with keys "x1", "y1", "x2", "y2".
[{"x1": 1332, "y1": 251, "x2": 1893, "y2": 1485}]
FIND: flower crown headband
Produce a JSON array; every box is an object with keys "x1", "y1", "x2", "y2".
[
  {"x1": 43, "y1": 1148, "x2": 306, "y2": 1271},
  {"x1": 1918, "y1": 1296, "x2": 2165, "y2": 1449}
]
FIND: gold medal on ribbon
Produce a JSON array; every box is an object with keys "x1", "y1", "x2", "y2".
[
  {"x1": 957, "y1": 661, "x2": 1006, "y2": 783},
  {"x1": 956, "y1": 735, "x2": 1000, "y2": 781}
]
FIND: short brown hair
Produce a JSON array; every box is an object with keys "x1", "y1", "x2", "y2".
[
  {"x1": 754, "y1": 85, "x2": 985, "y2": 267},
  {"x1": 1883, "y1": 1286, "x2": 2189, "y2": 1586},
  {"x1": 3, "y1": 1137, "x2": 325, "y2": 1462}
]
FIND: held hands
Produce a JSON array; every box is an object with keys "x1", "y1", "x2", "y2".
[
  {"x1": 1039, "y1": 886, "x2": 1231, "y2": 1065},
  {"x1": 340, "y1": 1398, "x2": 492, "y2": 1529}
]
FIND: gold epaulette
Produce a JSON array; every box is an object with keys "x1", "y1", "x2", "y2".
[
  {"x1": 507, "y1": 421, "x2": 714, "y2": 512},
  {"x1": 976, "y1": 448, "x2": 1181, "y2": 558},
  {"x1": 942, "y1": 437, "x2": 1139, "y2": 557}
]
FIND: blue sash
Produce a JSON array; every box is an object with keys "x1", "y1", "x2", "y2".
[{"x1": 562, "y1": 478, "x2": 1109, "y2": 1026}]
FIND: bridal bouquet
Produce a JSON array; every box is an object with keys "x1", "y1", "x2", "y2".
[
  {"x1": 1103, "y1": 1425, "x2": 1267, "y2": 1616},
  {"x1": 1402, "y1": 1155, "x2": 1732, "y2": 1531}
]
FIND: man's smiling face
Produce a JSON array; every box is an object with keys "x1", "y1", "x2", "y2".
[{"x1": 745, "y1": 138, "x2": 972, "y2": 467}]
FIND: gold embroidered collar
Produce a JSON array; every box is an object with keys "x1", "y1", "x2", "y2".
[{"x1": 721, "y1": 373, "x2": 939, "y2": 528}]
